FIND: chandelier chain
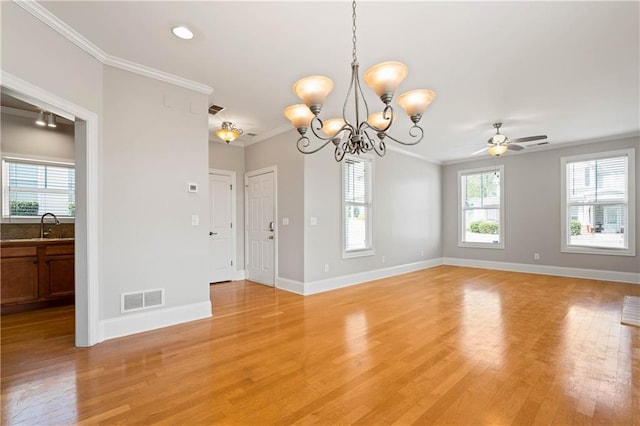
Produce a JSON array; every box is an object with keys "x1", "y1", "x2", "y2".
[{"x1": 352, "y1": 0, "x2": 357, "y2": 62}]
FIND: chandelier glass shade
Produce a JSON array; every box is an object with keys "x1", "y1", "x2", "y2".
[
  {"x1": 215, "y1": 121, "x2": 243, "y2": 144},
  {"x1": 283, "y1": 1, "x2": 436, "y2": 161},
  {"x1": 488, "y1": 144, "x2": 508, "y2": 157}
]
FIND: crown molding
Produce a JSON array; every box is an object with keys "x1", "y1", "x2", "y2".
[
  {"x1": 385, "y1": 144, "x2": 441, "y2": 165},
  {"x1": 13, "y1": 0, "x2": 213, "y2": 95}
]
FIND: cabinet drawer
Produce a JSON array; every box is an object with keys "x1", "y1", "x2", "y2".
[
  {"x1": 45, "y1": 244, "x2": 74, "y2": 256},
  {"x1": 1, "y1": 246, "x2": 37, "y2": 258}
]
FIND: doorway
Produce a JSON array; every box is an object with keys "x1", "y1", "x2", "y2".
[
  {"x1": 2, "y1": 72, "x2": 99, "y2": 347},
  {"x1": 245, "y1": 167, "x2": 277, "y2": 286},
  {"x1": 209, "y1": 169, "x2": 236, "y2": 283}
]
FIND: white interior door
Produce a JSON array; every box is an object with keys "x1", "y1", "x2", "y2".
[
  {"x1": 209, "y1": 173, "x2": 233, "y2": 283},
  {"x1": 246, "y1": 171, "x2": 275, "y2": 286}
]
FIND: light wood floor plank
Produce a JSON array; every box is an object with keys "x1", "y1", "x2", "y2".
[{"x1": 1, "y1": 266, "x2": 639, "y2": 424}]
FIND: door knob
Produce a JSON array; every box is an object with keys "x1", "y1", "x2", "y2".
[
  {"x1": 268, "y1": 235, "x2": 274, "y2": 240},
  {"x1": 209, "y1": 232, "x2": 217, "y2": 236},
  {"x1": 269, "y1": 221, "x2": 274, "y2": 231}
]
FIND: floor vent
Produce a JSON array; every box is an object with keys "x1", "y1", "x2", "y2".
[
  {"x1": 121, "y1": 289, "x2": 165, "y2": 313},
  {"x1": 208, "y1": 104, "x2": 225, "y2": 115}
]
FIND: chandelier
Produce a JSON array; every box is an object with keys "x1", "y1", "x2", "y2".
[
  {"x1": 215, "y1": 121, "x2": 243, "y2": 144},
  {"x1": 283, "y1": 0, "x2": 436, "y2": 162}
]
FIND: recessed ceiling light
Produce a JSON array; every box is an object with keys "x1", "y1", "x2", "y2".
[{"x1": 172, "y1": 26, "x2": 194, "y2": 40}]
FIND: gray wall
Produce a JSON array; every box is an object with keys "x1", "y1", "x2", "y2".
[
  {"x1": 244, "y1": 130, "x2": 305, "y2": 282},
  {"x1": 209, "y1": 140, "x2": 245, "y2": 270},
  {"x1": 101, "y1": 66, "x2": 211, "y2": 319},
  {"x1": 442, "y1": 137, "x2": 640, "y2": 273},
  {"x1": 0, "y1": 112, "x2": 75, "y2": 161},
  {"x1": 304, "y1": 149, "x2": 442, "y2": 282}
]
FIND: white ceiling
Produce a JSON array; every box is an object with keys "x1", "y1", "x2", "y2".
[{"x1": 39, "y1": 1, "x2": 639, "y2": 163}]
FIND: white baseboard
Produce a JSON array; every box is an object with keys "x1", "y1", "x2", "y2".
[
  {"x1": 231, "y1": 269, "x2": 246, "y2": 281},
  {"x1": 98, "y1": 300, "x2": 212, "y2": 342},
  {"x1": 276, "y1": 277, "x2": 305, "y2": 295},
  {"x1": 442, "y1": 257, "x2": 640, "y2": 284},
  {"x1": 276, "y1": 258, "x2": 443, "y2": 296}
]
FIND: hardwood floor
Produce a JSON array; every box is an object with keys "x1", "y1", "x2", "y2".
[{"x1": 1, "y1": 266, "x2": 639, "y2": 425}]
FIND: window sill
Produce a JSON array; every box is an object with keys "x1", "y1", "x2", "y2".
[
  {"x1": 561, "y1": 246, "x2": 635, "y2": 257},
  {"x1": 458, "y1": 241, "x2": 504, "y2": 250},
  {"x1": 343, "y1": 249, "x2": 375, "y2": 259}
]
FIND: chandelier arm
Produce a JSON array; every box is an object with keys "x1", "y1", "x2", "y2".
[
  {"x1": 297, "y1": 135, "x2": 336, "y2": 155},
  {"x1": 362, "y1": 130, "x2": 386, "y2": 157},
  {"x1": 381, "y1": 124, "x2": 425, "y2": 146}
]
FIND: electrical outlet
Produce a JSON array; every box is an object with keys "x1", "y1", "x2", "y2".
[
  {"x1": 421, "y1": 249, "x2": 424, "y2": 257},
  {"x1": 534, "y1": 252, "x2": 540, "y2": 261},
  {"x1": 382, "y1": 255, "x2": 386, "y2": 263},
  {"x1": 324, "y1": 264, "x2": 329, "y2": 272}
]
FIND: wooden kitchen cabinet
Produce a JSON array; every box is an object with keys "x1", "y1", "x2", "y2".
[{"x1": 1, "y1": 239, "x2": 75, "y2": 313}]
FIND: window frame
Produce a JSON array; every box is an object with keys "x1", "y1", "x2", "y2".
[
  {"x1": 560, "y1": 148, "x2": 635, "y2": 256},
  {"x1": 1, "y1": 156, "x2": 76, "y2": 223},
  {"x1": 458, "y1": 165, "x2": 505, "y2": 249},
  {"x1": 342, "y1": 155, "x2": 374, "y2": 258}
]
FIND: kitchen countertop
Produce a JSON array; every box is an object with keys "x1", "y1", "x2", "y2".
[{"x1": 1, "y1": 238, "x2": 75, "y2": 246}]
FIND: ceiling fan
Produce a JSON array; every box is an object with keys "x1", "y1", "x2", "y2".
[{"x1": 472, "y1": 122, "x2": 548, "y2": 157}]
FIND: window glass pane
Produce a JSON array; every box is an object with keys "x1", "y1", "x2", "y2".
[
  {"x1": 463, "y1": 209, "x2": 500, "y2": 244},
  {"x1": 565, "y1": 154, "x2": 628, "y2": 251},
  {"x1": 462, "y1": 171, "x2": 500, "y2": 208},
  {"x1": 3, "y1": 159, "x2": 75, "y2": 218},
  {"x1": 568, "y1": 203, "x2": 626, "y2": 248},
  {"x1": 345, "y1": 205, "x2": 369, "y2": 251},
  {"x1": 344, "y1": 159, "x2": 368, "y2": 204}
]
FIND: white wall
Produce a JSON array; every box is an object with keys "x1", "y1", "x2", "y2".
[
  {"x1": 101, "y1": 66, "x2": 211, "y2": 320},
  {"x1": 244, "y1": 130, "x2": 305, "y2": 282},
  {"x1": 209, "y1": 140, "x2": 245, "y2": 271},
  {"x1": 442, "y1": 137, "x2": 640, "y2": 274},
  {"x1": 304, "y1": 149, "x2": 442, "y2": 283}
]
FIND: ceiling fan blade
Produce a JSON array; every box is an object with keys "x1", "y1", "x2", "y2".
[
  {"x1": 507, "y1": 144, "x2": 525, "y2": 151},
  {"x1": 471, "y1": 147, "x2": 488, "y2": 156},
  {"x1": 509, "y1": 135, "x2": 548, "y2": 144}
]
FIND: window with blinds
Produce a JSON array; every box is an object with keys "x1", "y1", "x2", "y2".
[
  {"x1": 562, "y1": 149, "x2": 634, "y2": 254},
  {"x1": 343, "y1": 156, "x2": 373, "y2": 256},
  {"x1": 2, "y1": 158, "x2": 75, "y2": 218},
  {"x1": 458, "y1": 165, "x2": 504, "y2": 248}
]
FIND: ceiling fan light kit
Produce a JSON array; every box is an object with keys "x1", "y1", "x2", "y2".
[
  {"x1": 283, "y1": 0, "x2": 436, "y2": 162},
  {"x1": 474, "y1": 122, "x2": 548, "y2": 157}
]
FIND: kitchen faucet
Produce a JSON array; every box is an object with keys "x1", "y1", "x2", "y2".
[{"x1": 40, "y1": 212, "x2": 60, "y2": 238}]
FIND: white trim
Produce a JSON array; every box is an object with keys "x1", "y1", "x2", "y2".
[
  {"x1": 231, "y1": 269, "x2": 246, "y2": 281},
  {"x1": 560, "y1": 148, "x2": 635, "y2": 256},
  {"x1": 13, "y1": 0, "x2": 213, "y2": 96},
  {"x1": 301, "y1": 258, "x2": 443, "y2": 296},
  {"x1": 209, "y1": 168, "x2": 237, "y2": 282},
  {"x1": 1, "y1": 71, "x2": 101, "y2": 347},
  {"x1": 99, "y1": 301, "x2": 212, "y2": 342},
  {"x1": 276, "y1": 277, "x2": 305, "y2": 295},
  {"x1": 442, "y1": 257, "x2": 640, "y2": 284},
  {"x1": 457, "y1": 165, "x2": 505, "y2": 249},
  {"x1": 244, "y1": 166, "x2": 278, "y2": 286}
]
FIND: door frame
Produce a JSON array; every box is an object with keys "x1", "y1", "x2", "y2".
[
  {"x1": 244, "y1": 166, "x2": 278, "y2": 286},
  {"x1": 209, "y1": 168, "x2": 237, "y2": 281},
  {"x1": 2, "y1": 71, "x2": 100, "y2": 347}
]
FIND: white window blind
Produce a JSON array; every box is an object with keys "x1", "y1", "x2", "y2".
[
  {"x1": 565, "y1": 153, "x2": 629, "y2": 250},
  {"x1": 343, "y1": 156, "x2": 372, "y2": 255},
  {"x1": 459, "y1": 166, "x2": 503, "y2": 248},
  {"x1": 2, "y1": 158, "x2": 75, "y2": 218}
]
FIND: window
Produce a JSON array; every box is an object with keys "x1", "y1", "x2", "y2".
[
  {"x1": 561, "y1": 149, "x2": 635, "y2": 256},
  {"x1": 458, "y1": 165, "x2": 504, "y2": 248},
  {"x1": 2, "y1": 158, "x2": 75, "y2": 219},
  {"x1": 343, "y1": 156, "x2": 373, "y2": 257}
]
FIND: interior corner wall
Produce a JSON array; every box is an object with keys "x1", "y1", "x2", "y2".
[
  {"x1": 101, "y1": 66, "x2": 211, "y2": 320},
  {"x1": 441, "y1": 136, "x2": 640, "y2": 273},
  {"x1": 304, "y1": 149, "x2": 442, "y2": 283},
  {"x1": 209, "y1": 141, "x2": 245, "y2": 271},
  {"x1": 244, "y1": 130, "x2": 304, "y2": 282}
]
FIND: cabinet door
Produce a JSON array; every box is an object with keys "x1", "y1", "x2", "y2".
[
  {"x1": 47, "y1": 255, "x2": 75, "y2": 297},
  {"x1": 1, "y1": 257, "x2": 39, "y2": 304}
]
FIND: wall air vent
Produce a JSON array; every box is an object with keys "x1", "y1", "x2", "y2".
[
  {"x1": 121, "y1": 288, "x2": 165, "y2": 313},
  {"x1": 208, "y1": 104, "x2": 225, "y2": 115}
]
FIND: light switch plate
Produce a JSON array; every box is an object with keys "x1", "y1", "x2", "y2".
[
  {"x1": 282, "y1": 217, "x2": 289, "y2": 225},
  {"x1": 191, "y1": 214, "x2": 199, "y2": 226},
  {"x1": 310, "y1": 217, "x2": 318, "y2": 226}
]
